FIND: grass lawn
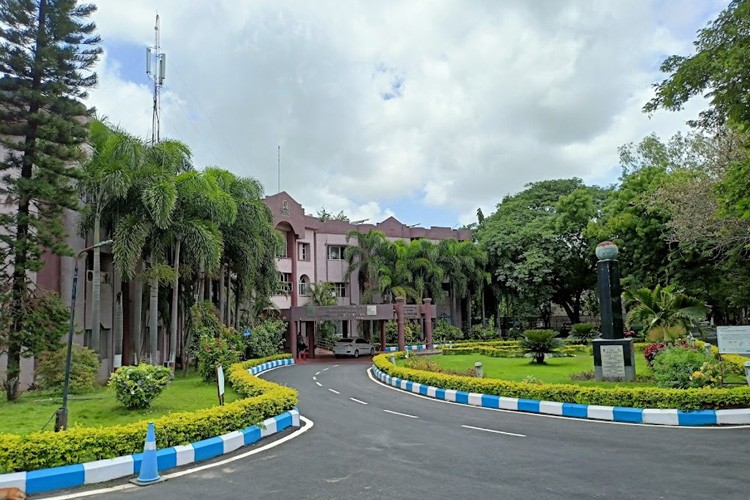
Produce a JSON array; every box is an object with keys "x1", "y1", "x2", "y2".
[
  {"x1": 0, "y1": 371, "x2": 242, "y2": 435},
  {"x1": 400, "y1": 354, "x2": 657, "y2": 388}
]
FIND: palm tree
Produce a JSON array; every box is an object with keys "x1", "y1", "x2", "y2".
[
  {"x1": 79, "y1": 120, "x2": 143, "y2": 363},
  {"x1": 624, "y1": 285, "x2": 709, "y2": 342},
  {"x1": 377, "y1": 239, "x2": 419, "y2": 302},
  {"x1": 113, "y1": 139, "x2": 191, "y2": 364},
  {"x1": 344, "y1": 230, "x2": 388, "y2": 304},
  {"x1": 208, "y1": 169, "x2": 280, "y2": 328},
  {"x1": 404, "y1": 239, "x2": 445, "y2": 303},
  {"x1": 163, "y1": 170, "x2": 234, "y2": 373}
]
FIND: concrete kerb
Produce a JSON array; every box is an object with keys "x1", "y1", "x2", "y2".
[
  {"x1": 0, "y1": 359, "x2": 300, "y2": 496},
  {"x1": 371, "y1": 365, "x2": 750, "y2": 427}
]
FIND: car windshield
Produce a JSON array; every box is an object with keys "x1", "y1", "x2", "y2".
[{"x1": 336, "y1": 338, "x2": 353, "y2": 343}]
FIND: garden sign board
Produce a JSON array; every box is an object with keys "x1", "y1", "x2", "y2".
[{"x1": 716, "y1": 326, "x2": 750, "y2": 355}]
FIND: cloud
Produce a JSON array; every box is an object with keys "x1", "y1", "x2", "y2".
[{"x1": 86, "y1": 0, "x2": 723, "y2": 227}]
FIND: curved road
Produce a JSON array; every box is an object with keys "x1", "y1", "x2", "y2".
[{"x1": 95, "y1": 362, "x2": 746, "y2": 499}]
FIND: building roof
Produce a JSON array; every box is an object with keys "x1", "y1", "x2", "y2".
[{"x1": 263, "y1": 192, "x2": 472, "y2": 241}]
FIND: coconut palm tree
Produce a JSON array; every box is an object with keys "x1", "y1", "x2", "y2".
[{"x1": 624, "y1": 285, "x2": 709, "y2": 342}]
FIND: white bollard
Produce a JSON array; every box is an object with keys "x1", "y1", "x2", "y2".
[
  {"x1": 475, "y1": 361, "x2": 484, "y2": 378},
  {"x1": 405, "y1": 348, "x2": 410, "y2": 359},
  {"x1": 390, "y1": 354, "x2": 396, "y2": 365},
  {"x1": 745, "y1": 362, "x2": 750, "y2": 387},
  {"x1": 704, "y1": 343, "x2": 713, "y2": 358}
]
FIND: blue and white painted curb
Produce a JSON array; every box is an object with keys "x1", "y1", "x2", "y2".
[
  {"x1": 384, "y1": 344, "x2": 443, "y2": 352},
  {"x1": 248, "y1": 357, "x2": 295, "y2": 375},
  {"x1": 0, "y1": 359, "x2": 299, "y2": 496},
  {"x1": 371, "y1": 365, "x2": 750, "y2": 427}
]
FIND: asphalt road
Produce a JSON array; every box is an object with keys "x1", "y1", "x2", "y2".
[{"x1": 91, "y1": 361, "x2": 747, "y2": 500}]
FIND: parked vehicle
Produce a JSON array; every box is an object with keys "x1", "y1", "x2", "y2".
[{"x1": 332, "y1": 337, "x2": 375, "y2": 358}]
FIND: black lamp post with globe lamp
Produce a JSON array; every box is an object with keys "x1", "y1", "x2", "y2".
[{"x1": 55, "y1": 239, "x2": 114, "y2": 432}]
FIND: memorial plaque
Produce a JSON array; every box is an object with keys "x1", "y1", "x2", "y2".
[
  {"x1": 367, "y1": 305, "x2": 377, "y2": 316},
  {"x1": 600, "y1": 344, "x2": 625, "y2": 379}
]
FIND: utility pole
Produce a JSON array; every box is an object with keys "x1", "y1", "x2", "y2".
[
  {"x1": 146, "y1": 14, "x2": 165, "y2": 145},
  {"x1": 278, "y1": 145, "x2": 281, "y2": 193}
]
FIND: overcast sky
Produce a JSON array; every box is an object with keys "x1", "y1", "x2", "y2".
[{"x1": 87, "y1": 0, "x2": 726, "y2": 228}]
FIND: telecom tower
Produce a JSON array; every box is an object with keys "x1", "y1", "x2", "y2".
[{"x1": 146, "y1": 14, "x2": 165, "y2": 145}]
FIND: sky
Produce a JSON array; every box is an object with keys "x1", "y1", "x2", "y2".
[{"x1": 86, "y1": 0, "x2": 727, "y2": 229}]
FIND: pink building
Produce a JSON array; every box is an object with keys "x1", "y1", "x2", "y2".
[{"x1": 265, "y1": 192, "x2": 473, "y2": 338}]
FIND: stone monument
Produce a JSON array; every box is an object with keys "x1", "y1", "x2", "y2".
[{"x1": 592, "y1": 241, "x2": 636, "y2": 382}]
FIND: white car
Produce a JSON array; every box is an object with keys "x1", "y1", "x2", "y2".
[{"x1": 332, "y1": 337, "x2": 375, "y2": 358}]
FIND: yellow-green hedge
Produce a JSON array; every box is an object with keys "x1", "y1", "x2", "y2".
[
  {"x1": 374, "y1": 353, "x2": 750, "y2": 411},
  {"x1": 441, "y1": 343, "x2": 588, "y2": 357},
  {"x1": 0, "y1": 354, "x2": 297, "y2": 473}
]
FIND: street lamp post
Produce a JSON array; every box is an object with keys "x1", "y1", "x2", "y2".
[{"x1": 55, "y1": 239, "x2": 113, "y2": 432}]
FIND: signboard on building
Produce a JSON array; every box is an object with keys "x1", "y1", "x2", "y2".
[
  {"x1": 717, "y1": 326, "x2": 750, "y2": 354},
  {"x1": 403, "y1": 305, "x2": 421, "y2": 318}
]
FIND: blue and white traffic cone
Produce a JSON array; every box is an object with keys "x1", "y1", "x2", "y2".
[{"x1": 133, "y1": 422, "x2": 160, "y2": 484}]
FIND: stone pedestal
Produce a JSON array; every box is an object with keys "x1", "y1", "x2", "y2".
[{"x1": 593, "y1": 338, "x2": 635, "y2": 382}]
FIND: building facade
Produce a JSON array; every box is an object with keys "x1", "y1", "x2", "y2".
[{"x1": 265, "y1": 192, "x2": 473, "y2": 338}]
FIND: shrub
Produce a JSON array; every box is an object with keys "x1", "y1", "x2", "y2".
[
  {"x1": 643, "y1": 342, "x2": 667, "y2": 366},
  {"x1": 469, "y1": 324, "x2": 495, "y2": 340},
  {"x1": 690, "y1": 362, "x2": 723, "y2": 388},
  {"x1": 568, "y1": 323, "x2": 598, "y2": 344},
  {"x1": 35, "y1": 345, "x2": 100, "y2": 394},
  {"x1": 652, "y1": 347, "x2": 718, "y2": 389},
  {"x1": 109, "y1": 364, "x2": 171, "y2": 409},
  {"x1": 504, "y1": 327, "x2": 524, "y2": 340},
  {"x1": 245, "y1": 319, "x2": 285, "y2": 359},
  {"x1": 196, "y1": 334, "x2": 242, "y2": 382},
  {"x1": 433, "y1": 320, "x2": 463, "y2": 343},
  {"x1": 372, "y1": 353, "x2": 750, "y2": 411},
  {"x1": 520, "y1": 329, "x2": 561, "y2": 364}
]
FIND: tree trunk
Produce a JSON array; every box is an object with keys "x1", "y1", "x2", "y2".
[
  {"x1": 234, "y1": 293, "x2": 240, "y2": 330},
  {"x1": 224, "y1": 267, "x2": 231, "y2": 326},
  {"x1": 91, "y1": 213, "x2": 101, "y2": 355},
  {"x1": 196, "y1": 270, "x2": 204, "y2": 304},
  {"x1": 169, "y1": 240, "x2": 181, "y2": 375},
  {"x1": 113, "y1": 268, "x2": 123, "y2": 369},
  {"x1": 131, "y1": 261, "x2": 143, "y2": 364},
  {"x1": 450, "y1": 283, "x2": 457, "y2": 327},
  {"x1": 204, "y1": 274, "x2": 211, "y2": 301},
  {"x1": 218, "y1": 265, "x2": 226, "y2": 324},
  {"x1": 5, "y1": 0, "x2": 46, "y2": 401},
  {"x1": 148, "y1": 250, "x2": 159, "y2": 364}
]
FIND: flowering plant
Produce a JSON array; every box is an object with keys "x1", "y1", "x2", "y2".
[{"x1": 689, "y1": 361, "x2": 723, "y2": 388}]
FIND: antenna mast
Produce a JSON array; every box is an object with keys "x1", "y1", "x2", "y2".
[
  {"x1": 146, "y1": 14, "x2": 166, "y2": 145},
  {"x1": 277, "y1": 145, "x2": 281, "y2": 193}
]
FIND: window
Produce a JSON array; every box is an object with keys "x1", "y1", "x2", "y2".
[
  {"x1": 334, "y1": 282, "x2": 347, "y2": 298},
  {"x1": 277, "y1": 230, "x2": 288, "y2": 258},
  {"x1": 299, "y1": 275, "x2": 310, "y2": 296},
  {"x1": 328, "y1": 245, "x2": 346, "y2": 260},
  {"x1": 298, "y1": 242, "x2": 310, "y2": 261},
  {"x1": 278, "y1": 273, "x2": 292, "y2": 293}
]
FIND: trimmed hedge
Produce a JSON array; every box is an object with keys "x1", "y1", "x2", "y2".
[
  {"x1": 374, "y1": 353, "x2": 750, "y2": 411},
  {"x1": 441, "y1": 343, "x2": 588, "y2": 358},
  {"x1": 0, "y1": 354, "x2": 296, "y2": 473}
]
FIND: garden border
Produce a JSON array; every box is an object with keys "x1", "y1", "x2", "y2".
[
  {"x1": 0, "y1": 359, "x2": 299, "y2": 495},
  {"x1": 371, "y1": 364, "x2": 750, "y2": 427}
]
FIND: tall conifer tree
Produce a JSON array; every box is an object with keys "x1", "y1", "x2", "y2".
[{"x1": 0, "y1": 0, "x2": 101, "y2": 400}]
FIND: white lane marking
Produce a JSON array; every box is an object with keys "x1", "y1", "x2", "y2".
[
  {"x1": 328, "y1": 388, "x2": 340, "y2": 394},
  {"x1": 42, "y1": 416, "x2": 315, "y2": 499},
  {"x1": 315, "y1": 381, "x2": 323, "y2": 387},
  {"x1": 333, "y1": 365, "x2": 339, "y2": 368},
  {"x1": 383, "y1": 409, "x2": 418, "y2": 419},
  {"x1": 366, "y1": 368, "x2": 750, "y2": 430},
  {"x1": 313, "y1": 376, "x2": 317, "y2": 380},
  {"x1": 350, "y1": 398, "x2": 368, "y2": 405},
  {"x1": 322, "y1": 367, "x2": 330, "y2": 371},
  {"x1": 315, "y1": 371, "x2": 321, "y2": 376},
  {"x1": 462, "y1": 424, "x2": 525, "y2": 438}
]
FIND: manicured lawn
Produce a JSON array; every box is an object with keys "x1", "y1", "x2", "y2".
[
  {"x1": 401, "y1": 354, "x2": 656, "y2": 388},
  {"x1": 0, "y1": 371, "x2": 241, "y2": 435}
]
